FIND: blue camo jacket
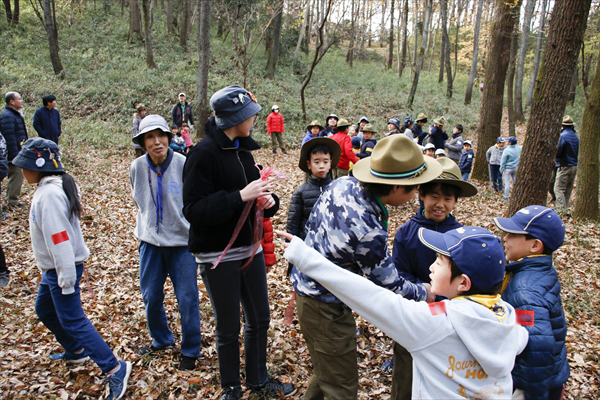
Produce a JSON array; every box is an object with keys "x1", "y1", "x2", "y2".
[
  {"x1": 502, "y1": 255, "x2": 570, "y2": 399},
  {"x1": 291, "y1": 177, "x2": 428, "y2": 303}
]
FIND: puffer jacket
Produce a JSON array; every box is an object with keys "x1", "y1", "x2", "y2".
[
  {"x1": 0, "y1": 105, "x2": 28, "y2": 161},
  {"x1": 445, "y1": 133, "x2": 463, "y2": 161},
  {"x1": 429, "y1": 126, "x2": 448, "y2": 150},
  {"x1": 459, "y1": 149, "x2": 474, "y2": 173},
  {"x1": 486, "y1": 144, "x2": 504, "y2": 165},
  {"x1": 392, "y1": 207, "x2": 462, "y2": 284},
  {"x1": 266, "y1": 112, "x2": 284, "y2": 134},
  {"x1": 301, "y1": 131, "x2": 314, "y2": 147},
  {"x1": 502, "y1": 255, "x2": 570, "y2": 399},
  {"x1": 555, "y1": 127, "x2": 579, "y2": 167},
  {"x1": 286, "y1": 173, "x2": 333, "y2": 239}
]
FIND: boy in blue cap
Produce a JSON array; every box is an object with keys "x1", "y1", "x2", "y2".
[
  {"x1": 279, "y1": 226, "x2": 528, "y2": 399},
  {"x1": 494, "y1": 206, "x2": 570, "y2": 400}
]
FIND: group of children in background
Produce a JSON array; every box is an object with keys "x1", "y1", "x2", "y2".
[{"x1": 169, "y1": 123, "x2": 193, "y2": 154}]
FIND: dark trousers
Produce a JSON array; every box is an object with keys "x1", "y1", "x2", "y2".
[
  {"x1": 489, "y1": 164, "x2": 502, "y2": 192},
  {"x1": 390, "y1": 341, "x2": 413, "y2": 400},
  {"x1": 0, "y1": 246, "x2": 6, "y2": 274},
  {"x1": 200, "y1": 254, "x2": 271, "y2": 388},
  {"x1": 271, "y1": 132, "x2": 285, "y2": 152}
]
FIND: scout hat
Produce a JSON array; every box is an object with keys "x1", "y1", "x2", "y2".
[
  {"x1": 353, "y1": 134, "x2": 442, "y2": 186},
  {"x1": 361, "y1": 123, "x2": 376, "y2": 133},
  {"x1": 432, "y1": 157, "x2": 478, "y2": 197},
  {"x1": 13, "y1": 138, "x2": 64, "y2": 173},
  {"x1": 210, "y1": 85, "x2": 262, "y2": 130},
  {"x1": 419, "y1": 226, "x2": 506, "y2": 290},
  {"x1": 416, "y1": 113, "x2": 428, "y2": 122},
  {"x1": 132, "y1": 115, "x2": 172, "y2": 145},
  {"x1": 493, "y1": 205, "x2": 565, "y2": 252},
  {"x1": 307, "y1": 120, "x2": 324, "y2": 131},
  {"x1": 336, "y1": 118, "x2": 351, "y2": 128},
  {"x1": 562, "y1": 115, "x2": 574, "y2": 126},
  {"x1": 433, "y1": 117, "x2": 444, "y2": 126},
  {"x1": 136, "y1": 103, "x2": 146, "y2": 111},
  {"x1": 298, "y1": 137, "x2": 341, "y2": 173}
]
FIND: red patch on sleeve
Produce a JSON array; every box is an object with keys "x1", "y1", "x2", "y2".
[
  {"x1": 51, "y1": 231, "x2": 69, "y2": 245},
  {"x1": 429, "y1": 302, "x2": 446, "y2": 316},
  {"x1": 516, "y1": 310, "x2": 534, "y2": 326}
]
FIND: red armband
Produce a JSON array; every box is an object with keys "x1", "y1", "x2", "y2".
[
  {"x1": 516, "y1": 310, "x2": 534, "y2": 326},
  {"x1": 51, "y1": 231, "x2": 70, "y2": 245},
  {"x1": 429, "y1": 302, "x2": 447, "y2": 316}
]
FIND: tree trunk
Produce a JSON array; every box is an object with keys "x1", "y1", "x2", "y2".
[
  {"x1": 526, "y1": 0, "x2": 547, "y2": 109},
  {"x1": 507, "y1": 0, "x2": 591, "y2": 216},
  {"x1": 567, "y1": 66, "x2": 578, "y2": 105},
  {"x1": 583, "y1": 54, "x2": 592, "y2": 88},
  {"x1": 515, "y1": 0, "x2": 535, "y2": 123},
  {"x1": 42, "y1": 0, "x2": 64, "y2": 75},
  {"x1": 196, "y1": 0, "x2": 210, "y2": 138},
  {"x1": 267, "y1": 3, "x2": 283, "y2": 79},
  {"x1": 128, "y1": 0, "x2": 142, "y2": 43},
  {"x1": 398, "y1": 0, "x2": 408, "y2": 77},
  {"x1": 380, "y1": 0, "x2": 387, "y2": 48},
  {"x1": 295, "y1": 0, "x2": 311, "y2": 57},
  {"x1": 507, "y1": 30, "x2": 519, "y2": 137},
  {"x1": 441, "y1": 0, "x2": 452, "y2": 97},
  {"x1": 346, "y1": 0, "x2": 355, "y2": 66},
  {"x1": 167, "y1": 0, "x2": 173, "y2": 34},
  {"x1": 471, "y1": 0, "x2": 521, "y2": 181},
  {"x1": 412, "y1": 0, "x2": 419, "y2": 63},
  {"x1": 453, "y1": 2, "x2": 463, "y2": 82},
  {"x1": 438, "y1": 37, "x2": 445, "y2": 83},
  {"x1": 574, "y1": 48, "x2": 600, "y2": 220},
  {"x1": 387, "y1": 0, "x2": 394, "y2": 68},
  {"x1": 465, "y1": 0, "x2": 484, "y2": 105},
  {"x1": 141, "y1": 0, "x2": 156, "y2": 68},
  {"x1": 3, "y1": 0, "x2": 13, "y2": 23},
  {"x1": 408, "y1": 0, "x2": 432, "y2": 108},
  {"x1": 180, "y1": 0, "x2": 189, "y2": 49}
]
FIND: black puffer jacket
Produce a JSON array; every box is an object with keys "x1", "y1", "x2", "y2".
[
  {"x1": 286, "y1": 173, "x2": 333, "y2": 239},
  {"x1": 182, "y1": 117, "x2": 279, "y2": 253},
  {"x1": 0, "y1": 106, "x2": 28, "y2": 161}
]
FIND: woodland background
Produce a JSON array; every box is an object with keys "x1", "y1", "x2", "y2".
[{"x1": 1, "y1": 0, "x2": 600, "y2": 398}]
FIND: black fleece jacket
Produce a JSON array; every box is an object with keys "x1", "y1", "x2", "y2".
[
  {"x1": 182, "y1": 118, "x2": 279, "y2": 253},
  {"x1": 286, "y1": 173, "x2": 333, "y2": 239}
]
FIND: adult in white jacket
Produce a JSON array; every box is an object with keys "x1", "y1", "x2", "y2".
[{"x1": 280, "y1": 227, "x2": 528, "y2": 399}]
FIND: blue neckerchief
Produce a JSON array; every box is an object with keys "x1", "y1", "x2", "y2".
[
  {"x1": 146, "y1": 149, "x2": 173, "y2": 233},
  {"x1": 234, "y1": 138, "x2": 240, "y2": 149}
]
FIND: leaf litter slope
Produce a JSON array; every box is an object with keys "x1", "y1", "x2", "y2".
[{"x1": 0, "y1": 145, "x2": 598, "y2": 399}]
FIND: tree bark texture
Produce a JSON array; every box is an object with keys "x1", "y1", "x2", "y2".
[
  {"x1": 3, "y1": 0, "x2": 19, "y2": 23},
  {"x1": 441, "y1": 0, "x2": 452, "y2": 97},
  {"x1": 267, "y1": 3, "x2": 283, "y2": 79},
  {"x1": 128, "y1": 0, "x2": 142, "y2": 43},
  {"x1": 526, "y1": 0, "x2": 547, "y2": 109},
  {"x1": 180, "y1": 0, "x2": 189, "y2": 49},
  {"x1": 196, "y1": 0, "x2": 210, "y2": 138},
  {"x1": 43, "y1": 0, "x2": 63, "y2": 75},
  {"x1": 142, "y1": 0, "x2": 156, "y2": 68},
  {"x1": 507, "y1": 0, "x2": 591, "y2": 216},
  {"x1": 166, "y1": 0, "x2": 173, "y2": 35},
  {"x1": 567, "y1": 66, "x2": 578, "y2": 105},
  {"x1": 439, "y1": 37, "x2": 445, "y2": 83},
  {"x1": 506, "y1": 30, "x2": 519, "y2": 137},
  {"x1": 408, "y1": 0, "x2": 432, "y2": 108},
  {"x1": 398, "y1": 0, "x2": 408, "y2": 77},
  {"x1": 346, "y1": 0, "x2": 355, "y2": 66},
  {"x1": 294, "y1": 0, "x2": 311, "y2": 57},
  {"x1": 471, "y1": 0, "x2": 521, "y2": 181},
  {"x1": 574, "y1": 48, "x2": 600, "y2": 221},
  {"x1": 388, "y1": 0, "x2": 394, "y2": 68},
  {"x1": 514, "y1": 0, "x2": 535, "y2": 123},
  {"x1": 464, "y1": 0, "x2": 484, "y2": 105}
]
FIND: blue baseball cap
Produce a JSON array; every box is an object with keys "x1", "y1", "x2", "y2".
[
  {"x1": 12, "y1": 138, "x2": 64, "y2": 173},
  {"x1": 210, "y1": 85, "x2": 262, "y2": 130},
  {"x1": 508, "y1": 136, "x2": 518, "y2": 145},
  {"x1": 496, "y1": 136, "x2": 505, "y2": 143},
  {"x1": 418, "y1": 226, "x2": 506, "y2": 290},
  {"x1": 493, "y1": 205, "x2": 565, "y2": 252},
  {"x1": 351, "y1": 136, "x2": 361, "y2": 148}
]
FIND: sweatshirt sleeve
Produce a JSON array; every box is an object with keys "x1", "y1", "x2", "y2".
[
  {"x1": 500, "y1": 150, "x2": 508, "y2": 172},
  {"x1": 486, "y1": 147, "x2": 492, "y2": 163},
  {"x1": 285, "y1": 236, "x2": 441, "y2": 351}
]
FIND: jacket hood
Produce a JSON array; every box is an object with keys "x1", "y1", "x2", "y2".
[{"x1": 446, "y1": 299, "x2": 528, "y2": 378}]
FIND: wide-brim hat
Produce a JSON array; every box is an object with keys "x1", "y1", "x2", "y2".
[
  {"x1": 307, "y1": 120, "x2": 324, "y2": 131},
  {"x1": 416, "y1": 112, "x2": 428, "y2": 122},
  {"x1": 299, "y1": 137, "x2": 341, "y2": 173},
  {"x1": 336, "y1": 118, "x2": 350, "y2": 128},
  {"x1": 432, "y1": 157, "x2": 478, "y2": 197},
  {"x1": 13, "y1": 137, "x2": 64, "y2": 173},
  {"x1": 136, "y1": 103, "x2": 146, "y2": 111},
  {"x1": 361, "y1": 123, "x2": 376, "y2": 133},
  {"x1": 433, "y1": 117, "x2": 444, "y2": 126},
  {"x1": 353, "y1": 135, "x2": 442, "y2": 185},
  {"x1": 210, "y1": 85, "x2": 262, "y2": 130},
  {"x1": 132, "y1": 114, "x2": 171, "y2": 145},
  {"x1": 562, "y1": 115, "x2": 574, "y2": 126}
]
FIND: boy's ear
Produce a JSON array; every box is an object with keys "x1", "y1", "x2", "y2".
[
  {"x1": 531, "y1": 239, "x2": 545, "y2": 254},
  {"x1": 457, "y1": 274, "x2": 471, "y2": 293},
  {"x1": 306, "y1": 159, "x2": 312, "y2": 168}
]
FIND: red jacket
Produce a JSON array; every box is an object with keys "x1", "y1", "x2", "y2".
[
  {"x1": 266, "y1": 112, "x2": 284, "y2": 134},
  {"x1": 332, "y1": 132, "x2": 359, "y2": 169},
  {"x1": 261, "y1": 218, "x2": 276, "y2": 267}
]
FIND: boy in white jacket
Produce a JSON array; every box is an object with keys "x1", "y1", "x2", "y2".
[{"x1": 279, "y1": 227, "x2": 528, "y2": 399}]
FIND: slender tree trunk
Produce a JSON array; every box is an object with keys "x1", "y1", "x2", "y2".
[
  {"x1": 567, "y1": 66, "x2": 578, "y2": 105},
  {"x1": 574, "y1": 48, "x2": 600, "y2": 220},
  {"x1": 526, "y1": 0, "x2": 547, "y2": 109},
  {"x1": 507, "y1": 30, "x2": 519, "y2": 137},
  {"x1": 267, "y1": 2, "x2": 283, "y2": 79},
  {"x1": 380, "y1": 0, "x2": 387, "y2": 48},
  {"x1": 196, "y1": 0, "x2": 210, "y2": 138},
  {"x1": 347, "y1": 0, "x2": 355, "y2": 66},
  {"x1": 465, "y1": 0, "x2": 484, "y2": 105},
  {"x1": 439, "y1": 36, "x2": 445, "y2": 83},
  {"x1": 583, "y1": 54, "x2": 592, "y2": 88},
  {"x1": 514, "y1": 0, "x2": 535, "y2": 123},
  {"x1": 508, "y1": 0, "x2": 592, "y2": 215},
  {"x1": 441, "y1": 0, "x2": 452, "y2": 97},
  {"x1": 408, "y1": 0, "x2": 432, "y2": 108},
  {"x1": 471, "y1": 0, "x2": 521, "y2": 181},
  {"x1": 142, "y1": 0, "x2": 156, "y2": 68},
  {"x1": 128, "y1": 0, "x2": 142, "y2": 43},
  {"x1": 398, "y1": 0, "x2": 408, "y2": 77},
  {"x1": 167, "y1": 0, "x2": 173, "y2": 34},
  {"x1": 453, "y1": 2, "x2": 463, "y2": 82},
  {"x1": 3, "y1": 0, "x2": 13, "y2": 23},
  {"x1": 180, "y1": 0, "x2": 189, "y2": 49},
  {"x1": 388, "y1": 0, "x2": 394, "y2": 68},
  {"x1": 412, "y1": 0, "x2": 419, "y2": 62},
  {"x1": 295, "y1": 0, "x2": 311, "y2": 57},
  {"x1": 42, "y1": 0, "x2": 64, "y2": 75}
]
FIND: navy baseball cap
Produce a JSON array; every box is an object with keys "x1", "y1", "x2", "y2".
[
  {"x1": 508, "y1": 136, "x2": 518, "y2": 145},
  {"x1": 210, "y1": 85, "x2": 262, "y2": 130},
  {"x1": 493, "y1": 205, "x2": 565, "y2": 252},
  {"x1": 418, "y1": 226, "x2": 506, "y2": 290},
  {"x1": 388, "y1": 118, "x2": 401, "y2": 130},
  {"x1": 496, "y1": 136, "x2": 505, "y2": 143}
]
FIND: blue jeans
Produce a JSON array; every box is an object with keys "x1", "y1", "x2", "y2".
[
  {"x1": 200, "y1": 253, "x2": 270, "y2": 388},
  {"x1": 489, "y1": 164, "x2": 502, "y2": 192},
  {"x1": 139, "y1": 241, "x2": 201, "y2": 358},
  {"x1": 462, "y1": 172, "x2": 470, "y2": 181},
  {"x1": 35, "y1": 264, "x2": 119, "y2": 374}
]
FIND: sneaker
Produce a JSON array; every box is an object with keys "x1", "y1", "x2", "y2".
[
  {"x1": 49, "y1": 350, "x2": 89, "y2": 364},
  {"x1": 0, "y1": 271, "x2": 9, "y2": 287},
  {"x1": 251, "y1": 377, "x2": 296, "y2": 397},
  {"x1": 178, "y1": 355, "x2": 196, "y2": 371},
  {"x1": 106, "y1": 360, "x2": 132, "y2": 400},
  {"x1": 219, "y1": 386, "x2": 242, "y2": 400},
  {"x1": 137, "y1": 344, "x2": 172, "y2": 355}
]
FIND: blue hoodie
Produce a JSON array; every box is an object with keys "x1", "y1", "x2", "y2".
[{"x1": 392, "y1": 208, "x2": 462, "y2": 284}]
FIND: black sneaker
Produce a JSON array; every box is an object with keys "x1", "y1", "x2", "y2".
[
  {"x1": 178, "y1": 355, "x2": 196, "y2": 371},
  {"x1": 251, "y1": 378, "x2": 296, "y2": 397},
  {"x1": 219, "y1": 386, "x2": 242, "y2": 400},
  {"x1": 137, "y1": 344, "x2": 172, "y2": 355}
]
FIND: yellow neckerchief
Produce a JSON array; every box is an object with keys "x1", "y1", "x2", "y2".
[
  {"x1": 452, "y1": 294, "x2": 507, "y2": 322},
  {"x1": 501, "y1": 254, "x2": 548, "y2": 293}
]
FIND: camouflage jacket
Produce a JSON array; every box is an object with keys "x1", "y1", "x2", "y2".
[{"x1": 291, "y1": 177, "x2": 427, "y2": 304}]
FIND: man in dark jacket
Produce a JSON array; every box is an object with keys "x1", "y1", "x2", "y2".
[
  {"x1": 171, "y1": 92, "x2": 194, "y2": 129},
  {"x1": 553, "y1": 115, "x2": 579, "y2": 210},
  {"x1": 0, "y1": 92, "x2": 28, "y2": 208},
  {"x1": 33, "y1": 94, "x2": 62, "y2": 144}
]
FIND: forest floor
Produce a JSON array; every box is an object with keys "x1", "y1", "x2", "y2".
[{"x1": 0, "y1": 140, "x2": 599, "y2": 399}]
